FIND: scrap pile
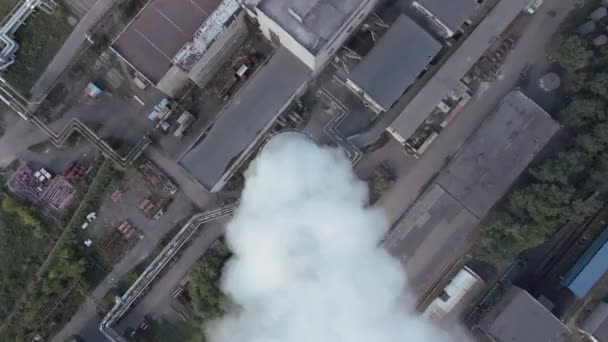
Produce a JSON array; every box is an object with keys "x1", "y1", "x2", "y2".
[
  {"x1": 100, "y1": 220, "x2": 141, "y2": 264},
  {"x1": 63, "y1": 162, "x2": 90, "y2": 184},
  {"x1": 138, "y1": 197, "x2": 171, "y2": 220}
]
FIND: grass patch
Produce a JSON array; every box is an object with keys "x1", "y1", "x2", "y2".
[
  {"x1": 4, "y1": 8, "x2": 72, "y2": 95},
  {"x1": 0, "y1": 0, "x2": 20, "y2": 19}
]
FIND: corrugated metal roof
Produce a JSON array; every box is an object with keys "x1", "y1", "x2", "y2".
[
  {"x1": 348, "y1": 14, "x2": 442, "y2": 111},
  {"x1": 562, "y1": 227, "x2": 608, "y2": 298}
]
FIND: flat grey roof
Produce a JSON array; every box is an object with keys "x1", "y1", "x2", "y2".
[
  {"x1": 113, "y1": 0, "x2": 222, "y2": 83},
  {"x1": 179, "y1": 48, "x2": 311, "y2": 190},
  {"x1": 382, "y1": 184, "x2": 479, "y2": 296},
  {"x1": 414, "y1": 0, "x2": 478, "y2": 32},
  {"x1": 349, "y1": 14, "x2": 442, "y2": 110},
  {"x1": 478, "y1": 287, "x2": 572, "y2": 342},
  {"x1": 389, "y1": 0, "x2": 531, "y2": 141},
  {"x1": 258, "y1": 0, "x2": 367, "y2": 53},
  {"x1": 436, "y1": 91, "x2": 559, "y2": 218}
]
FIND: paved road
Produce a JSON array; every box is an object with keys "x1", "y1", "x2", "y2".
[
  {"x1": 358, "y1": 0, "x2": 577, "y2": 303},
  {"x1": 0, "y1": 111, "x2": 48, "y2": 166},
  {"x1": 50, "y1": 192, "x2": 202, "y2": 342},
  {"x1": 115, "y1": 219, "x2": 227, "y2": 334},
  {"x1": 28, "y1": 0, "x2": 115, "y2": 101}
]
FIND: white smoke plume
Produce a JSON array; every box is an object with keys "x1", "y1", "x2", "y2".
[{"x1": 208, "y1": 133, "x2": 456, "y2": 342}]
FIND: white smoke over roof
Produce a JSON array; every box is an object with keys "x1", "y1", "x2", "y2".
[{"x1": 207, "y1": 133, "x2": 459, "y2": 342}]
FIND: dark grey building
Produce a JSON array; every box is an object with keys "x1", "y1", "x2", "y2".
[
  {"x1": 477, "y1": 286, "x2": 572, "y2": 342},
  {"x1": 412, "y1": 0, "x2": 478, "y2": 37},
  {"x1": 346, "y1": 14, "x2": 442, "y2": 113},
  {"x1": 179, "y1": 48, "x2": 311, "y2": 192}
]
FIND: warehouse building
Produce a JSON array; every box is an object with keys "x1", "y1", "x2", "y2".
[
  {"x1": 383, "y1": 92, "x2": 559, "y2": 299},
  {"x1": 411, "y1": 0, "x2": 478, "y2": 38},
  {"x1": 477, "y1": 286, "x2": 572, "y2": 342},
  {"x1": 345, "y1": 14, "x2": 442, "y2": 113},
  {"x1": 242, "y1": 0, "x2": 378, "y2": 73},
  {"x1": 436, "y1": 91, "x2": 560, "y2": 218},
  {"x1": 112, "y1": 0, "x2": 247, "y2": 96},
  {"x1": 382, "y1": 184, "x2": 479, "y2": 296},
  {"x1": 179, "y1": 48, "x2": 311, "y2": 192},
  {"x1": 561, "y1": 227, "x2": 608, "y2": 299},
  {"x1": 387, "y1": 0, "x2": 532, "y2": 145}
]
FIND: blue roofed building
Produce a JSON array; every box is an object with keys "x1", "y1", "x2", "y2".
[{"x1": 561, "y1": 227, "x2": 608, "y2": 298}]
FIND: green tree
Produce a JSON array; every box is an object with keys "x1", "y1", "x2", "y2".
[
  {"x1": 549, "y1": 35, "x2": 594, "y2": 72},
  {"x1": 587, "y1": 153, "x2": 608, "y2": 193},
  {"x1": 587, "y1": 72, "x2": 608, "y2": 98},
  {"x1": 188, "y1": 246, "x2": 231, "y2": 323},
  {"x1": 507, "y1": 184, "x2": 574, "y2": 227},
  {"x1": 529, "y1": 150, "x2": 590, "y2": 184},
  {"x1": 576, "y1": 133, "x2": 606, "y2": 155},
  {"x1": 559, "y1": 97, "x2": 606, "y2": 128}
]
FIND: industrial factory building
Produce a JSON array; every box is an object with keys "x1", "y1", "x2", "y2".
[
  {"x1": 112, "y1": 0, "x2": 247, "y2": 96},
  {"x1": 561, "y1": 227, "x2": 608, "y2": 299},
  {"x1": 387, "y1": 0, "x2": 532, "y2": 145},
  {"x1": 477, "y1": 286, "x2": 572, "y2": 342},
  {"x1": 242, "y1": 0, "x2": 378, "y2": 73},
  {"x1": 179, "y1": 48, "x2": 311, "y2": 192},
  {"x1": 411, "y1": 0, "x2": 478, "y2": 37},
  {"x1": 346, "y1": 14, "x2": 442, "y2": 113},
  {"x1": 382, "y1": 92, "x2": 559, "y2": 299}
]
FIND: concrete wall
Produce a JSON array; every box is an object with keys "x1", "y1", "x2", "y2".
[
  {"x1": 188, "y1": 12, "x2": 249, "y2": 88},
  {"x1": 412, "y1": 1, "x2": 454, "y2": 37},
  {"x1": 386, "y1": 126, "x2": 406, "y2": 144},
  {"x1": 345, "y1": 78, "x2": 384, "y2": 114},
  {"x1": 255, "y1": 9, "x2": 317, "y2": 70}
]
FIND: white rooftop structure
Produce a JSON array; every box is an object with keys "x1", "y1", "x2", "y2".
[
  {"x1": 243, "y1": 0, "x2": 378, "y2": 72},
  {"x1": 422, "y1": 266, "x2": 484, "y2": 321}
]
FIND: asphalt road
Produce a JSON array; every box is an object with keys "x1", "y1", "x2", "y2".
[{"x1": 28, "y1": 0, "x2": 115, "y2": 101}]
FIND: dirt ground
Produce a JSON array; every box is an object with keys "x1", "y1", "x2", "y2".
[{"x1": 88, "y1": 167, "x2": 194, "y2": 243}]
